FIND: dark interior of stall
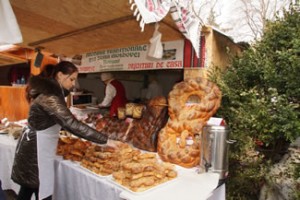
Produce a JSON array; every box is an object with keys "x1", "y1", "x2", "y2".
[
  {"x1": 77, "y1": 69, "x2": 183, "y2": 104},
  {"x1": 0, "y1": 63, "x2": 183, "y2": 107},
  {"x1": 0, "y1": 63, "x2": 30, "y2": 86}
]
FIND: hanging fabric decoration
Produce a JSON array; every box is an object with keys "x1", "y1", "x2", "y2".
[
  {"x1": 0, "y1": 0, "x2": 23, "y2": 45},
  {"x1": 129, "y1": 0, "x2": 170, "y2": 32},
  {"x1": 169, "y1": 1, "x2": 201, "y2": 58},
  {"x1": 129, "y1": 0, "x2": 202, "y2": 58},
  {"x1": 148, "y1": 23, "x2": 163, "y2": 59}
]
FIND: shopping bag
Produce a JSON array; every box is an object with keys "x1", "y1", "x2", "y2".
[{"x1": 148, "y1": 23, "x2": 163, "y2": 59}]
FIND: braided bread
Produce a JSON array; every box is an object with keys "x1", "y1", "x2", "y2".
[{"x1": 157, "y1": 78, "x2": 221, "y2": 168}]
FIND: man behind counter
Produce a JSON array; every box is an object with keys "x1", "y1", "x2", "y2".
[{"x1": 98, "y1": 72, "x2": 127, "y2": 117}]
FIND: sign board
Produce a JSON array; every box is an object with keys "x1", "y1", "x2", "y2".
[{"x1": 77, "y1": 40, "x2": 185, "y2": 73}]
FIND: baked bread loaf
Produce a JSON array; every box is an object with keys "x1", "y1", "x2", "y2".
[
  {"x1": 57, "y1": 137, "x2": 91, "y2": 162},
  {"x1": 132, "y1": 104, "x2": 144, "y2": 119},
  {"x1": 94, "y1": 96, "x2": 168, "y2": 152},
  {"x1": 125, "y1": 103, "x2": 135, "y2": 116},
  {"x1": 96, "y1": 117, "x2": 133, "y2": 142},
  {"x1": 128, "y1": 96, "x2": 168, "y2": 152},
  {"x1": 118, "y1": 107, "x2": 126, "y2": 119},
  {"x1": 112, "y1": 152, "x2": 177, "y2": 192},
  {"x1": 157, "y1": 78, "x2": 221, "y2": 168}
]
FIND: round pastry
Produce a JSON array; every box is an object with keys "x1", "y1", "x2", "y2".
[
  {"x1": 157, "y1": 78, "x2": 221, "y2": 168},
  {"x1": 168, "y1": 78, "x2": 221, "y2": 123}
]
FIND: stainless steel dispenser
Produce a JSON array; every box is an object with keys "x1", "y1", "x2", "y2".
[{"x1": 199, "y1": 125, "x2": 234, "y2": 180}]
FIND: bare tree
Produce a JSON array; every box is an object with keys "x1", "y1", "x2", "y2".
[
  {"x1": 192, "y1": 0, "x2": 293, "y2": 42},
  {"x1": 238, "y1": 0, "x2": 292, "y2": 41},
  {"x1": 191, "y1": 0, "x2": 292, "y2": 42},
  {"x1": 192, "y1": 0, "x2": 218, "y2": 25}
]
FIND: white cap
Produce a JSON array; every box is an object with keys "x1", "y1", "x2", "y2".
[{"x1": 100, "y1": 72, "x2": 113, "y2": 82}]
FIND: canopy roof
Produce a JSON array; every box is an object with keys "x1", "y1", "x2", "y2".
[{"x1": 8, "y1": 0, "x2": 183, "y2": 57}]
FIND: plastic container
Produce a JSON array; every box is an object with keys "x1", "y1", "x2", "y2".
[{"x1": 20, "y1": 76, "x2": 25, "y2": 84}]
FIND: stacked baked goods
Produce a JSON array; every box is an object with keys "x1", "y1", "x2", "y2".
[
  {"x1": 128, "y1": 96, "x2": 168, "y2": 152},
  {"x1": 125, "y1": 103, "x2": 135, "y2": 116},
  {"x1": 157, "y1": 78, "x2": 222, "y2": 168},
  {"x1": 94, "y1": 96, "x2": 168, "y2": 150},
  {"x1": 80, "y1": 142, "x2": 140, "y2": 176},
  {"x1": 117, "y1": 107, "x2": 126, "y2": 119},
  {"x1": 94, "y1": 117, "x2": 109, "y2": 131},
  {"x1": 84, "y1": 113, "x2": 103, "y2": 125},
  {"x1": 79, "y1": 141, "x2": 178, "y2": 192},
  {"x1": 81, "y1": 145, "x2": 120, "y2": 176},
  {"x1": 96, "y1": 117, "x2": 133, "y2": 142},
  {"x1": 112, "y1": 154, "x2": 177, "y2": 192},
  {"x1": 125, "y1": 103, "x2": 145, "y2": 119},
  {"x1": 57, "y1": 136, "x2": 91, "y2": 162}
]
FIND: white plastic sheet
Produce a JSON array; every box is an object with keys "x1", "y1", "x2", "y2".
[
  {"x1": 0, "y1": 0, "x2": 22, "y2": 45},
  {"x1": 148, "y1": 23, "x2": 163, "y2": 59}
]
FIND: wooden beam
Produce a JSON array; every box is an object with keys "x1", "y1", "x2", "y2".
[
  {"x1": 0, "y1": 53, "x2": 28, "y2": 67},
  {"x1": 28, "y1": 15, "x2": 135, "y2": 47},
  {"x1": 161, "y1": 20, "x2": 181, "y2": 34}
]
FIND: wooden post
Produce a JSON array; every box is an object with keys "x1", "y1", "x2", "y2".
[
  {"x1": 30, "y1": 51, "x2": 58, "y2": 75},
  {"x1": 183, "y1": 68, "x2": 207, "y2": 80}
]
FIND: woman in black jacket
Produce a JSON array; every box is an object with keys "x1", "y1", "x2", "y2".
[{"x1": 11, "y1": 61, "x2": 112, "y2": 200}]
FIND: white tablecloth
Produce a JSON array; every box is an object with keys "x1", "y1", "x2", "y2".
[
  {"x1": 119, "y1": 168, "x2": 222, "y2": 200},
  {"x1": 53, "y1": 159, "x2": 123, "y2": 200},
  {"x1": 53, "y1": 159, "x2": 225, "y2": 200},
  {"x1": 0, "y1": 134, "x2": 19, "y2": 192}
]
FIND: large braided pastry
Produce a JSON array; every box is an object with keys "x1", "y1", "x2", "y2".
[{"x1": 157, "y1": 78, "x2": 222, "y2": 168}]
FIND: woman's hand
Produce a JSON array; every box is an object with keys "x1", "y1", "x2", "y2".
[{"x1": 106, "y1": 139, "x2": 124, "y2": 148}]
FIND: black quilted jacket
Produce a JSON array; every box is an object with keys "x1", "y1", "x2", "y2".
[{"x1": 11, "y1": 75, "x2": 108, "y2": 189}]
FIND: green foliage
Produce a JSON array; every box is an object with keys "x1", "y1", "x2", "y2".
[
  {"x1": 210, "y1": 6, "x2": 300, "y2": 199},
  {"x1": 293, "y1": 164, "x2": 300, "y2": 199}
]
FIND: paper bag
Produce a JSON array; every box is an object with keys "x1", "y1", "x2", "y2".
[{"x1": 148, "y1": 23, "x2": 163, "y2": 59}]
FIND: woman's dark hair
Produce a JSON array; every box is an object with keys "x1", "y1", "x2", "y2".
[
  {"x1": 25, "y1": 61, "x2": 78, "y2": 102},
  {"x1": 53, "y1": 61, "x2": 78, "y2": 77},
  {"x1": 39, "y1": 64, "x2": 55, "y2": 78}
]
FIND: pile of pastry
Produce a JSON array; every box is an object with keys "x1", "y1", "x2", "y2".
[
  {"x1": 112, "y1": 154, "x2": 177, "y2": 192},
  {"x1": 80, "y1": 142, "x2": 139, "y2": 176},
  {"x1": 80, "y1": 142, "x2": 178, "y2": 192},
  {"x1": 56, "y1": 136, "x2": 91, "y2": 161},
  {"x1": 117, "y1": 103, "x2": 145, "y2": 120}
]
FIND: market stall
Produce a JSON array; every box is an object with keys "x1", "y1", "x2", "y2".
[{"x1": 0, "y1": 1, "x2": 245, "y2": 199}]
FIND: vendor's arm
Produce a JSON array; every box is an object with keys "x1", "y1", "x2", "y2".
[
  {"x1": 36, "y1": 94, "x2": 108, "y2": 144},
  {"x1": 99, "y1": 83, "x2": 116, "y2": 107}
]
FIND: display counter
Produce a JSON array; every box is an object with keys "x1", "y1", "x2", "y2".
[
  {"x1": 53, "y1": 158, "x2": 225, "y2": 200},
  {"x1": 0, "y1": 134, "x2": 225, "y2": 200},
  {"x1": 0, "y1": 134, "x2": 19, "y2": 192},
  {"x1": 0, "y1": 86, "x2": 28, "y2": 121}
]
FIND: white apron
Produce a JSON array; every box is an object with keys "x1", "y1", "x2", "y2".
[{"x1": 36, "y1": 124, "x2": 61, "y2": 200}]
